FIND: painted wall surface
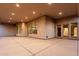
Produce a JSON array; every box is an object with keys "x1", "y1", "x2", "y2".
[
  {"x1": 0, "y1": 24, "x2": 17, "y2": 36},
  {"x1": 45, "y1": 17, "x2": 55, "y2": 38},
  {"x1": 28, "y1": 16, "x2": 46, "y2": 39}
]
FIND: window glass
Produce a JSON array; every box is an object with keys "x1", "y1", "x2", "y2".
[
  {"x1": 63, "y1": 24, "x2": 68, "y2": 37},
  {"x1": 71, "y1": 23, "x2": 77, "y2": 37}
]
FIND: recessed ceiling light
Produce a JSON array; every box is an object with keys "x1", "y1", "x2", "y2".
[
  {"x1": 58, "y1": 11, "x2": 62, "y2": 15},
  {"x1": 8, "y1": 20, "x2": 11, "y2": 23},
  {"x1": 25, "y1": 17, "x2": 28, "y2": 19},
  {"x1": 16, "y1": 3, "x2": 20, "y2": 7},
  {"x1": 9, "y1": 17, "x2": 12, "y2": 20},
  {"x1": 11, "y1": 12, "x2": 15, "y2": 16},
  {"x1": 33, "y1": 11, "x2": 36, "y2": 15},
  {"x1": 21, "y1": 19, "x2": 23, "y2": 22}
]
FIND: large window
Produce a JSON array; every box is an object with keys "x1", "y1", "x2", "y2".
[
  {"x1": 63, "y1": 24, "x2": 69, "y2": 37},
  {"x1": 28, "y1": 21, "x2": 37, "y2": 34},
  {"x1": 71, "y1": 23, "x2": 78, "y2": 37}
]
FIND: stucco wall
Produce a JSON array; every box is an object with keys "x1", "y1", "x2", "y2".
[
  {"x1": 45, "y1": 16, "x2": 55, "y2": 38},
  {"x1": 0, "y1": 24, "x2": 17, "y2": 36},
  {"x1": 17, "y1": 16, "x2": 56, "y2": 39},
  {"x1": 28, "y1": 16, "x2": 46, "y2": 39}
]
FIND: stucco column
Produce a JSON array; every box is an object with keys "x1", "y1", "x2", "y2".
[
  {"x1": 16, "y1": 23, "x2": 20, "y2": 36},
  {"x1": 69, "y1": 24, "x2": 71, "y2": 39},
  {"x1": 61, "y1": 25, "x2": 63, "y2": 38},
  {"x1": 21, "y1": 22, "x2": 27, "y2": 36},
  {"x1": 17, "y1": 24, "x2": 19, "y2": 36},
  {"x1": 54, "y1": 24, "x2": 56, "y2": 38},
  {"x1": 55, "y1": 25, "x2": 57, "y2": 37},
  {"x1": 78, "y1": 22, "x2": 79, "y2": 39},
  {"x1": 17, "y1": 22, "x2": 27, "y2": 36}
]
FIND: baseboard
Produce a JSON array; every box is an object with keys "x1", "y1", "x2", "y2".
[{"x1": 27, "y1": 36, "x2": 47, "y2": 40}]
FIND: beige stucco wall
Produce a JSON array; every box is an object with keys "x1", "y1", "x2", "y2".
[
  {"x1": 17, "y1": 16, "x2": 56, "y2": 39},
  {"x1": 27, "y1": 16, "x2": 46, "y2": 39},
  {"x1": 45, "y1": 16, "x2": 55, "y2": 38},
  {"x1": 0, "y1": 24, "x2": 17, "y2": 36}
]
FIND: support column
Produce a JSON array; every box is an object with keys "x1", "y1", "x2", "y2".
[
  {"x1": 69, "y1": 23, "x2": 71, "y2": 39},
  {"x1": 21, "y1": 22, "x2": 28, "y2": 36},
  {"x1": 17, "y1": 23, "x2": 19, "y2": 36},
  {"x1": 78, "y1": 22, "x2": 79, "y2": 39},
  {"x1": 54, "y1": 24, "x2": 56, "y2": 38},
  {"x1": 17, "y1": 22, "x2": 27, "y2": 36},
  {"x1": 16, "y1": 23, "x2": 20, "y2": 36},
  {"x1": 61, "y1": 25, "x2": 63, "y2": 38},
  {"x1": 55, "y1": 25, "x2": 57, "y2": 38}
]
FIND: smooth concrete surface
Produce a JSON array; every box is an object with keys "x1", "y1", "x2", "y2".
[{"x1": 0, "y1": 37, "x2": 78, "y2": 56}]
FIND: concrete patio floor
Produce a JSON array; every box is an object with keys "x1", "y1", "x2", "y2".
[{"x1": 0, "y1": 37, "x2": 78, "y2": 56}]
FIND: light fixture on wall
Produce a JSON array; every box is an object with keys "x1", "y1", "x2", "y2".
[
  {"x1": 11, "y1": 12, "x2": 15, "y2": 16},
  {"x1": 33, "y1": 11, "x2": 36, "y2": 15},
  {"x1": 16, "y1": 3, "x2": 20, "y2": 7}
]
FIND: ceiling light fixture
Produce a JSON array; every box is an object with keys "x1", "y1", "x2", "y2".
[
  {"x1": 9, "y1": 17, "x2": 12, "y2": 20},
  {"x1": 33, "y1": 11, "x2": 36, "y2": 15},
  {"x1": 58, "y1": 11, "x2": 62, "y2": 15},
  {"x1": 11, "y1": 12, "x2": 15, "y2": 16},
  {"x1": 8, "y1": 20, "x2": 11, "y2": 23},
  {"x1": 21, "y1": 19, "x2": 23, "y2": 22},
  {"x1": 25, "y1": 17, "x2": 28, "y2": 19},
  {"x1": 16, "y1": 3, "x2": 20, "y2": 7}
]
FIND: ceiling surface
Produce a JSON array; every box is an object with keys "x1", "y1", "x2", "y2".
[{"x1": 0, "y1": 3, "x2": 79, "y2": 23}]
